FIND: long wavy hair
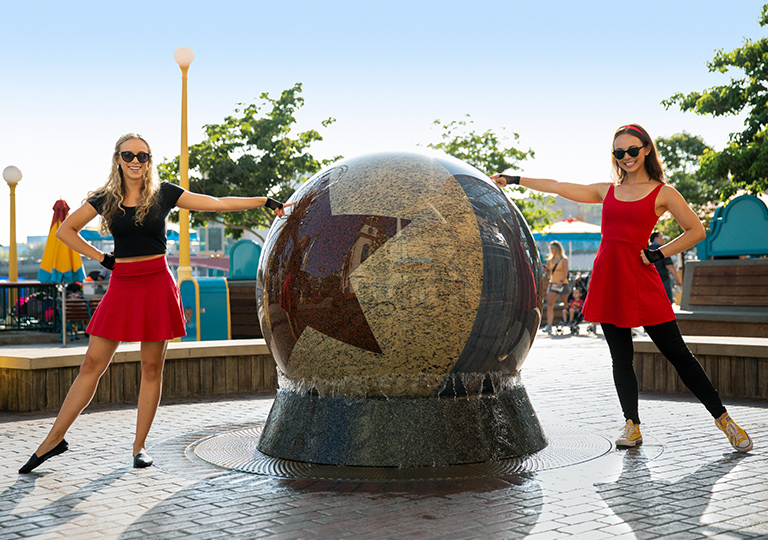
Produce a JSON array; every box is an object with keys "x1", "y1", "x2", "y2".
[
  {"x1": 547, "y1": 240, "x2": 565, "y2": 261},
  {"x1": 611, "y1": 123, "x2": 666, "y2": 184},
  {"x1": 89, "y1": 133, "x2": 160, "y2": 236}
]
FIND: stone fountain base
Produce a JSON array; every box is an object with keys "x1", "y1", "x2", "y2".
[{"x1": 257, "y1": 385, "x2": 547, "y2": 467}]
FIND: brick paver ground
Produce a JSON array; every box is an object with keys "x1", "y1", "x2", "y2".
[{"x1": 2, "y1": 329, "x2": 767, "y2": 539}]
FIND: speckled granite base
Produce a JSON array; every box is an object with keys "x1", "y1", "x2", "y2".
[{"x1": 257, "y1": 385, "x2": 547, "y2": 467}]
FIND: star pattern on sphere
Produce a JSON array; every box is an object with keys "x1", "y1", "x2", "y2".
[{"x1": 266, "y1": 175, "x2": 411, "y2": 362}]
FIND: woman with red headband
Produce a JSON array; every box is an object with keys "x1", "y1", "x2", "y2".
[
  {"x1": 19, "y1": 133, "x2": 291, "y2": 474},
  {"x1": 492, "y1": 123, "x2": 752, "y2": 453}
]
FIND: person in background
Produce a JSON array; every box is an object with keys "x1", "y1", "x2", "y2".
[
  {"x1": 562, "y1": 286, "x2": 585, "y2": 327},
  {"x1": 544, "y1": 240, "x2": 570, "y2": 333},
  {"x1": 19, "y1": 133, "x2": 291, "y2": 474},
  {"x1": 649, "y1": 231, "x2": 682, "y2": 303},
  {"x1": 491, "y1": 123, "x2": 752, "y2": 454},
  {"x1": 97, "y1": 266, "x2": 111, "y2": 281}
]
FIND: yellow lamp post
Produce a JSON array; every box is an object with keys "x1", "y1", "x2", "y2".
[
  {"x1": 174, "y1": 46, "x2": 194, "y2": 283},
  {"x1": 3, "y1": 165, "x2": 22, "y2": 282}
]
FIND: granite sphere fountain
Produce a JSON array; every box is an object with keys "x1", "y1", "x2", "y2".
[{"x1": 255, "y1": 152, "x2": 546, "y2": 467}]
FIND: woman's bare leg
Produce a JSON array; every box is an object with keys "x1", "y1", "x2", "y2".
[
  {"x1": 133, "y1": 340, "x2": 169, "y2": 455},
  {"x1": 35, "y1": 336, "x2": 120, "y2": 456},
  {"x1": 546, "y1": 290, "x2": 557, "y2": 327}
]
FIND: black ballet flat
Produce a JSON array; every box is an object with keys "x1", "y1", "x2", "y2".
[
  {"x1": 133, "y1": 451, "x2": 153, "y2": 468},
  {"x1": 18, "y1": 439, "x2": 69, "y2": 474}
]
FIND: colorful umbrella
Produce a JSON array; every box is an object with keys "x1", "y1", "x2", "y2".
[
  {"x1": 38, "y1": 200, "x2": 85, "y2": 283},
  {"x1": 38, "y1": 200, "x2": 86, "y2": 347}
]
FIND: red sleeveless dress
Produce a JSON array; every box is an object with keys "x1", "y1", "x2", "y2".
[{"x1": 581, "y1": 183, "x2": 675, "y2": 328}]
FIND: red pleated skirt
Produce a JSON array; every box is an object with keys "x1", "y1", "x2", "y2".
[{"x1": 86, "y1": 256, "x2": 186, "y2": 342}]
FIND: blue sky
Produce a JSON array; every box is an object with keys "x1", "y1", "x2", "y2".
[{"x1": 0, "y1": 0, "x2": 764, "y2": 242}]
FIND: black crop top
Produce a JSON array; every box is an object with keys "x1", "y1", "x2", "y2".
[{"x1": 87, "y1": 181, "x2": 185, "y2": 258}]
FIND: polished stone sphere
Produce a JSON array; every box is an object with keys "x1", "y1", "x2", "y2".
[{"x1": 256, "y1": 152, "x2": 543, "y2": 399}]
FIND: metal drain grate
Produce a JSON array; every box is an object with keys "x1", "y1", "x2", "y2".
[{"x1": 191, "y1": 423, "x2": 613, "y2": 481}]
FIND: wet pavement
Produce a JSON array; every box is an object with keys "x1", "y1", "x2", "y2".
[{"x1": 2, "y1": 329, "x2": 767, "y2": 539}]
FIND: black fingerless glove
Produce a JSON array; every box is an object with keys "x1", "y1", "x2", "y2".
[
  {"x1": 265, "y1": 197, "x2": 284, "y2": 211},
  {"x1": 500, "y1": 174, "x2": 521, "y2": 186},
  {"x1": 100, "y1": 253, "x2": 115, "y2": 270},
  {"x1": 643, "y1": 248, "x2": 664, "y2": 264}
]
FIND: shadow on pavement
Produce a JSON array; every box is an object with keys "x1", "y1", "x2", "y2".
[
  {"x1": 119, "y1": 472, "x2": 543, "y2": 538},
  {"x1": 1, "y1": 469, "x2": 128, "y2": 537},
  {"x1": 595, "y1": 448, "x2": 759, "y2": 539}
]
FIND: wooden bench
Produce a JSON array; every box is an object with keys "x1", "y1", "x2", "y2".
[
  {"x1": 227, "y1": 280, "x2": 262, "y2": 339},
  {"x1": 634, "y1": 336, "x2": 768, "y2": 400},
  {"x1": 62, "y1": 297, "x2": 102, "y2": 339},
  {"x1": 675, "y1": 259, "x2": 768, "y2": 338}
]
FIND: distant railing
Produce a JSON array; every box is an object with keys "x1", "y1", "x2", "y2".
[{"x1": 0, "y1": 282, "x2": 60, "y2": 332}]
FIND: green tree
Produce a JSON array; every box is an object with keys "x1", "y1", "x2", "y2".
[
  {"x1": 158, "y1": 83, "x2": 336, "y2": 242},
  {"x1": 662, "y1": 4, "x2": 768, "y2": 199},
  {"x1": 426, "y1": 116, "x2": 559, "y2": 230},
  {"x1": 656, "y1": 131, "x2": 729, "y2": 209},
  {"x1": 655, "y1": 132, "x2": 730, "y2": 235}
]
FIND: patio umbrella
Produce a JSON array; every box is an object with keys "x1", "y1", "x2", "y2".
[
  {"x1": 540, "y1": 217, "x2": 601, "y2": 234},
  {"x1": 534, "y1": 218, "x2": 603, "y2": 271},
  {"x1": 38, "y1": 200, "x2": 85, "y2": 283},
  {"x1": 37, "y1": 200, "x2": 86, "y2": 346}
]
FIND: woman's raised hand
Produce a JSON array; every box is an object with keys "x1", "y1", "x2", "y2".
[
  {"x1": 273, "y1": 201, "x2": 295, "y2": 218},
  {"x1": 490, "y1": 173, "x2": 507, "y2": 188}
]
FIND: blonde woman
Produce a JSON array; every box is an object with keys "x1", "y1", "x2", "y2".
[
  {"x1": 544, "y1": 240, "x2": 569, "y2": 333},
  {"x1": 491, "y1": 123, "x2": 752, "y2": 454},
  {"x1": 19, "y1": 133, "x2": 290, "y2": 473}
]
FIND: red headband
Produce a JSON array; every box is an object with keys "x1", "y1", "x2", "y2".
[{"x1": 617, "y1": 125, "x2": 644, "y2": 135}]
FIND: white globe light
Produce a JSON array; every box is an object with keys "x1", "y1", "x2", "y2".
[
  {"x1": 3, "y1": 165, "x2": 22, "y2": 185},
  {"x1": 174, "y1": 47, "x2": 195, "y2": 67}
]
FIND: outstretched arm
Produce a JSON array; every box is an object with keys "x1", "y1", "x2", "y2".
[
  {"x1": 490, "y1": 174, "x2": 610, "y2": 204},
  {"x1": 176, "y1": 191, "x2": 293, "y2": 217}
]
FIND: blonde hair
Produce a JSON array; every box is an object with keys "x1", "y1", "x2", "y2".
[
  {"x1": 547, "y1": 240, "x2": 565, "y2": 261},
  {"x1": 89, "y1": 133, "x2": 160, "y2": 236}
]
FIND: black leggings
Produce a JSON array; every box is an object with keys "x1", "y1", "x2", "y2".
[{"x1": 601, "y1": 320, "x2": 726, "y2": 424}]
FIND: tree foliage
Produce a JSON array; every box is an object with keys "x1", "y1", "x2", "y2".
[
  {"x1": 654, "y1": 132, "x2": 728, "y2": 238},
  {"x1": 662, "y1": 4, "x2": 768, "y2": 198},
  {"x1": 158, "y1": 83, "x2": 336, "y2": 241},
  {"x1": 426, "y1": 116, "x2": 559, "y2": 230},
  {"x1": 656, "y1": 132, "x2": 729, "y2": 209}
]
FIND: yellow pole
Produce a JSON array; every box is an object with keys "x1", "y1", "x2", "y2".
[
  {"x1": 8, "y1": 182, "x2": 17, "y2": 282},
  {"x1": 177, "y1": 63, "x2": 192, "y2": 282},
  {"x1": 174, "y1": 47, "x2": 194, "y2": 283}
]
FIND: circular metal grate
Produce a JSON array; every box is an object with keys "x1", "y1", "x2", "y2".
[{"x1": 191, "y1": 423, "x2": 614, "y2": 481}]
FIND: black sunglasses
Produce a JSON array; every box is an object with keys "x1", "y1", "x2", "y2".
[
  {"x1": 612, "y1": 144, "x2": 646, "y2": 160},
  {"x1": 117, "y1": 151, "x2": 152, "y2": 164}
]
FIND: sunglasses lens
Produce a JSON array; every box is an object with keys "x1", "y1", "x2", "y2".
[
  {"x1": 119, "y1": 152, "x2": 150, "y2": 163},
  {"x1": 612, "y1": 146, "x2": 645, "y2": 160}
]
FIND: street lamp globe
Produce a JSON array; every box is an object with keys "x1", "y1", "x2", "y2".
[
  {"x1": 174, "y1": 47, "x2": 195, "y2": 68},
  {"x1": 3, "y1": 165, "x2": 22, "y2": 185}
]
